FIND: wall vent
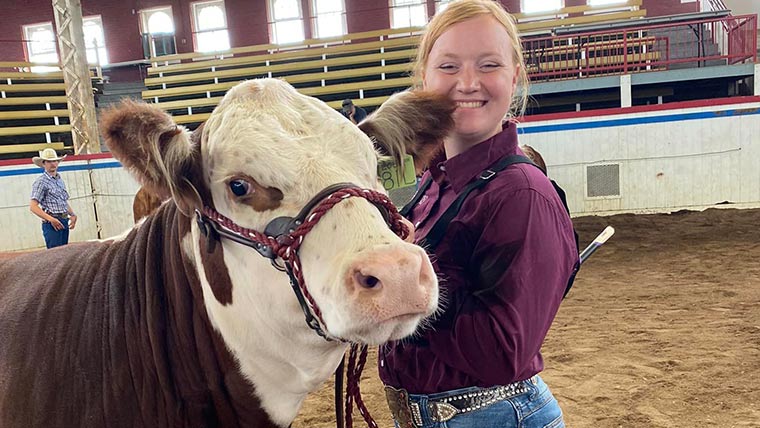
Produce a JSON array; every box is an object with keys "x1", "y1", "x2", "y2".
[{"x1": 586, "y1": 163, "x2": 620, "y2": 198}]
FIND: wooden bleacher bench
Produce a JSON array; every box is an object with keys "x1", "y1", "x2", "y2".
[
  {"x1": 145, "y1": 48, "x2": 416, "y2": 87},
  {"x1": 147, "y1": 26, "x2": 422, "y2": 67},
  {"x1": 0, "y1": 96, "x2": 68, "y2": 107},
  {"x1": 0, "y1": 109, "x2": 69, "y2": 120},
  {"x1": 0, "y1": 142, "x2": 67, "y2": 156},
  {"x1": 0, "y1": 124, "x2": 72, "y2": 137},
  {"x1": 160, "y1": 77, "x2": 413, "y2": 126},
  {"x1": 0, "y1": 83, "x2": 67, "y2": 94},
  {"x1": 147, "y1": 36, "x2": 419, "y2": 77},
  {"x1": 143, "y1": 62, "x2": 411, "y2": 101}
]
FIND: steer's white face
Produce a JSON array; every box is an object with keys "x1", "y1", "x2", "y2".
[{"x1": 199, "y1": 79, "x2": 438, "y2": 346}]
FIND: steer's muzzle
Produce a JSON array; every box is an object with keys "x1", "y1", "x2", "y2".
[{"x1": 339, "y1": 242, "x2": 438, "y2": 343}]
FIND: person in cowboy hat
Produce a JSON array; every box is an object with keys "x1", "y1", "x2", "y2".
[{"x1": 29, "y1": 148, "x2": 77, "y2": 249}]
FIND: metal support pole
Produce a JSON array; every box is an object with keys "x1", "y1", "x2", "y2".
[{"x1": 52, "y1": 0, "x2": 100, "y2": 154}]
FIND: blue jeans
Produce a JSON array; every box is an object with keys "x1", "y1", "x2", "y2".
[
  {"x1": 42, "y1": 217, "x2": 69, "y2": 249},
  {"x1": 397, "y1": 376, "x2": 564, "y2": 428}
]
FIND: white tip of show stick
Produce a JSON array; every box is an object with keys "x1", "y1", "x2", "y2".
[{"x1": 594, "y1": 226, "x2": 615, "y2": 245}]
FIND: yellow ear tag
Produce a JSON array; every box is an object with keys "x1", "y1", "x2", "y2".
[{"x1": 377, "y1": 154, "x2": 416, "y2": 191}]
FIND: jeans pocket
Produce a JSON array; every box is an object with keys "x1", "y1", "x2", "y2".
[
  {"x1": 521, "y1": 388, "x2": 563, "y2": 428},
  {"x1": 543, "y1": 414, "x2": 565, "y2": 428}
]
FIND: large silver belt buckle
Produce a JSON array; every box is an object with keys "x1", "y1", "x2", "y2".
[
  {"x1": 429, "y1": 401, "x2": 459, "y2": 422},
  {"x1": 384, "y1": 385, "x2": 417, "y2": 428}
]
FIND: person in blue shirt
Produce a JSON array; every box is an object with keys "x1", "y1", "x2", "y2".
[{"x1": 29, "y1": 148, "x2": 77, "y2": 249}]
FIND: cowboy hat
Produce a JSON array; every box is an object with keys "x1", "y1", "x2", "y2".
[{"x1": 32, "y1": 148, "x2": 67, "y2": 168}]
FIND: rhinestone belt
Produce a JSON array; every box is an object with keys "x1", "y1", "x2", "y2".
[{"x1": 385, "y1": 376, "x2": 536, "y2": 427}]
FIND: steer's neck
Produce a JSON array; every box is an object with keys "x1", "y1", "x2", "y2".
[
  {"x1": 127, "y1": 202, "x2": 282, "y2": 427},
  {"x1": 186, "y1": 218, "x2": 349, "y2": 427}
]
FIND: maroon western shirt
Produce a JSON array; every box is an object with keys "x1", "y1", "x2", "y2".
[{"x1": 379, "y1": 122, "x2": 579, "y2": 394}]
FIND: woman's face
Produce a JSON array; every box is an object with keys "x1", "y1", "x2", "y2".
[{"x1": 423, "y1": 15, "x2": 519, "y2": 148}]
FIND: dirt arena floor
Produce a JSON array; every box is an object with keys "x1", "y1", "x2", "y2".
[{"x1": 294, "y1": 207, "x2": 760, "y2": 428}]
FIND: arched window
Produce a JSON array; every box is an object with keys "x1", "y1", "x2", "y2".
[
  {"x1": 390, "y1": 0, "x2": 427, "y2": 29},
  {"x1": 144, "y1": 10, "x2": 175, "y2": 34},
  {"x1": 83, "y1": 16, "x2": 108, "y2": 65},
  {"x1": 24, "y1": 23, "x2": 58, "y2": 64},
  {"x1": 312, "y1": 0, "x2": 346, "y2": 38},
  {"x1": 269, "y1": 0, "x2": 305, "y2": 44},
  {"x1": 140, "y1": 7, "x2": 177, "y2": 57},
  {"x1": 192, "y1": 0, "x2": 231, "y2": 52}
]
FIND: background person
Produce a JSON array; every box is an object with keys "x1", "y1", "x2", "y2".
[
  {"x1": 341, "y1": 98, "x2": 367, "y2": 124},
  {"x1": 379, "y1": 1, "x2": 579, "y2": 427},
  {"x1": 29, "y1": 148, "x2": 77, "y2": 248}
]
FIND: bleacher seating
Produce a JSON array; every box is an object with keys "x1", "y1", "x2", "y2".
[
  {"x1": 0, "y1": 62, "x2": 106, "y2": 159},
  {"x1": 143, "y1": 31, "x2": 421, "y2": 127},
  {"x1": 0, "y1": 63, "x2": 72, "y2": 158}
]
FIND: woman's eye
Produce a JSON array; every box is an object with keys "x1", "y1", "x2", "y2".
[
  {"x1": 481, "y1": 63, "x2": 500, "y2": 70},
  {"x1": 438, "y1": 64, "x2": 457, "y2": 72},
  {"x1": 229, "y1": 180, "x2": 251, "y2": 197}
]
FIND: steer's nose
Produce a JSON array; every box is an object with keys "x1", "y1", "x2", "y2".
[{"x1": 346, "y1": 245, "x2": 437, "y2": 318}]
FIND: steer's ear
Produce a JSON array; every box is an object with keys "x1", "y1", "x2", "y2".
[
  {"x1": 100, "y1": 100, "x2": 203, "y2": 216},
  {"x1": 358, "y1": 91, "x2": 455, "y2": 175}
]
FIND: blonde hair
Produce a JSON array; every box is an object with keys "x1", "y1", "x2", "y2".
[{"x1": 412, "y1": 0, "x2": 529, "y2": 118}]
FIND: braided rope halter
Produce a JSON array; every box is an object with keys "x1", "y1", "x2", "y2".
[{"x1": 195, "y1": 183, "x2": 408, "y2": 428}]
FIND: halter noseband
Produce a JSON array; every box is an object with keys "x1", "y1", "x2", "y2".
[{"x1": 194, "y1": 182, "x2": 409, "y2": 340}]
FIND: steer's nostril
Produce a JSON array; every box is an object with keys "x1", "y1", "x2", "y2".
[{"x1": 355, "y1": 271, "x2": 380, "y2": 289}]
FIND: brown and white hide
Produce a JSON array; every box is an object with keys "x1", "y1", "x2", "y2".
[{"x1": 0, "y1": 78, "x2": 445, "y2": 428}]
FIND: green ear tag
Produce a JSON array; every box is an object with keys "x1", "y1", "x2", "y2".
[{"x1": 377, "y1": 154, "x2": 416, "y2": 191}]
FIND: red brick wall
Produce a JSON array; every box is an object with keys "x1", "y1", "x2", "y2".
[
  {"x1": 348, "y1": 1, "x2": 391, "y2": 32},
  {"x1": 225, "y1": 0, "x2": 270, "y2": 47}
]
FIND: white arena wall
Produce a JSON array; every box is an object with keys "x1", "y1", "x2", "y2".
[
  {"x1": 0, "y1": 155, "x2": 139, "y2": 251},
  {"x1": 0, "y1": 96, "x2": 758, "y2": 252},
  {"x1": 518, "y1": 96, "x2": 760, "y2": 216}
]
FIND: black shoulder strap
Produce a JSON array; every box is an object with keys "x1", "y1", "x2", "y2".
[
  {"x1": 399, "y1": 177, "x2": 433, "y2": 218},
  {"x1": 419, "y1": 154, "x2": 536, "y2": 250}
]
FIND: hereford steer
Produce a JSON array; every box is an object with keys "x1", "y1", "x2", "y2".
[{"x1": 0, "y1": 78, "x2": 452, "y2": 428}]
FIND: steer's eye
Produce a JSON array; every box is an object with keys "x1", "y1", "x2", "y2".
[{"x1": 228, "y1": 179, "x2": 251, "y2": 197}]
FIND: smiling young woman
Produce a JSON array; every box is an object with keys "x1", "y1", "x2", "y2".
[{"x1": 379, "y1": 1, "x2": 580, "y2": 428}]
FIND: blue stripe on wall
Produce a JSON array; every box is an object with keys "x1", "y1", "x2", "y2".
[
  {"x1": 0, "y1": 161, "x2": 123, "y2": 177},
  {"x1": 518, "y1": 106, "x2": 760, "y2": 134}
]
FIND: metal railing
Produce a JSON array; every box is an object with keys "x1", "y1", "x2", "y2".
[{"x1": 522, "y1": 14, "x2": 757, "y2": 81}]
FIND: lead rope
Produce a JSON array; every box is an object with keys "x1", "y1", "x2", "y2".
[{"x1": 344, "y1": 344, "x2": 377, "y2": 428}]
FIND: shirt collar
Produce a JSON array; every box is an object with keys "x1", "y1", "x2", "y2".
[{"x1": 429, "y1": 122, "x2": 519, "y2": 193}]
